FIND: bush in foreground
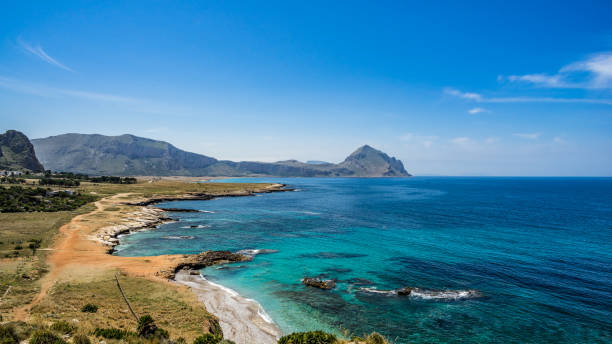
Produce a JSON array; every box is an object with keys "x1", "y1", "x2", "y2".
[
  {"x1": 72, "y1": 334, "x2": 91, "y2": 344},
  {"x1": 29, "y1": 330, "x2": 68, "y2": 344},
  {"x1": 81, "y1": 303, "x2": 98, "y2": 313},
  {"x1": 93, "y1": 328, "x2": 133, "y2": 340},
  {"x1": 50, "y1": 321, "x2": 76, "y2": 335},
  {"x1": 277, "y1": 331, "x2": 337, "y2": 344},
  {"x1": 137, "y1": 315, "x2": 169, "y2": 339},
  {"x1": 193, "y1": 334, "x2": 223, "y2": 344},
  {"x1": 0, "y1": 324, "x2": 20, "y2": 344}
]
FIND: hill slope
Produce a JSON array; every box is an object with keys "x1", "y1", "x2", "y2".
[
  {"x1": 32, "y1": 134, "x2": 217, "y2": 176},
  {"x1": 0, "y1": 130, "x2": 45, "y2": 172},
  {"x1": 32, "y1": 133, "x2": 410, "y2": 177}
]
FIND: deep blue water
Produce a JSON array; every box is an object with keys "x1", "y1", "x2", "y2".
[{"x1": 116, "y1": 177, "x2": 612, "y2": 343}]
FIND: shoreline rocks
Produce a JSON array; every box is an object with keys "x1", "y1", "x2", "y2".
[
  {"x1": 159, "y1": 250, "x2": 253, "y2": 280},
  {"x1": 94, "y1": 207, "x2": 175, "y2": 252}
]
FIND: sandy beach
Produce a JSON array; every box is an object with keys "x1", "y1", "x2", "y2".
[{"x1": 175, "y1": 271, "x2": 281, "y2": 344}]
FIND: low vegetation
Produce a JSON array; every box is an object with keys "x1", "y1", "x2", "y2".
[
  {"x1": 29, "y1": 330, "x2": 68, "y2": 344},
  {"x1": 278, "y1": 331, "x2": 337, "y2": 344},
  {"x1": 0, "y1": 186, "x2": 96, "y2": 212},
  {"x1": 80, "y1": 303, "x2": 98, "y2": 313}
]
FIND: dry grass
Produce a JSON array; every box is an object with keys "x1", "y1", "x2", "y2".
[
  {"x1": 0, "y1": 204, "x2": 95, "y2": 319},
  {"x1": 31, "y1": 270, "x2": 218, "y2": 342}
]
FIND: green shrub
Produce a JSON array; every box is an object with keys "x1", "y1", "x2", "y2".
[
  {"x1": 277, "y1": 331, "x2": 337, "y2": 344},
  {"x1": 92, "y1": 328, "x2": 133, "y2": 340},
  {"x1": 137, "y1": 315, "x2": 157, "y2": 338},
  {"x1": 0, "y1": 324, "x2": 19, "y2": 344},
  {"x1": 72, "y1": 334, "x2": 91, "y2": 344},
  {"x1": 81, "y1": 304, "x2": 98, "y2": 313},
  {"x1": 29, "y1": 330, "x2": 68, "y2": 344},
  {"x1": 193, "y1": 334, "x2": 221, "y2": 344},
  {"x1": 50, "y1": 321, "x2": 76, "y2": 335},
  {"x1": 365, "y1": 332, "x2": 387, "y2": 344}
]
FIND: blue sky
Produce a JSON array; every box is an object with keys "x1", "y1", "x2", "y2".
[{"x1": 1, "y1": 1, "x2": 611, "y2": 176}]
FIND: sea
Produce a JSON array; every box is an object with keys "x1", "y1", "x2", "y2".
[{"x1": 115, "y1": 177, "x2": 612, "y2": 343}]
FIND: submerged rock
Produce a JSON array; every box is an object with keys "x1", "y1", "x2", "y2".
[{"x1": 302, "y1": 277, "x2": 336, "y2": 290}]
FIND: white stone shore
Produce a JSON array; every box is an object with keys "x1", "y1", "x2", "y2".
[{"x1": 175, "y1": 270, "x2": 282, "y2": 344}]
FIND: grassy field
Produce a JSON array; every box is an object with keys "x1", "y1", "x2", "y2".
[
  {"x1": 0, "y1": 204, "x2": 96, "y2": 319},
  {"x1": 31, "y1": 270, "x2": 220, "y2": 342}
]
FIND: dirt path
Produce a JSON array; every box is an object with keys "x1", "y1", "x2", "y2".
[{"x1": 14, "y1": 193, "x2": 184, "y2": 321}]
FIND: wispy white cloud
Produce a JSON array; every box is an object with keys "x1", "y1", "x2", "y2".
[
  {"x1": 0, "y1": 76, "x2": 138, "y2": 103},
  {"x1": 513, "y1": 133, "x2": 541, "y2": 140},
  {"x1": 553, "y1": 136, "x2": 566, "y2": 144},
  {"x1": 400, "y1": 133, "x2": 439, "y2": 148},
  {"x1": 468, "y1": 107, "x2": 489, "y2": 114},
  {"x1": 451, "y1": 137, "x2": 472, "y2": 145},
  {"x1": 444, "y1": 87, "x2": 482, "y2": 101},
  {"x1": 18, "y1": 38, "x2": 74, "y2": 72},
  {"x1": 445, "y1": 88, "x2": 612, "y2": 105},
  {"x1": 485, "y1": 96, "x2": 612, "y2": 105},
  {"x1": 505, "y1": 52, "x2": 612, "y2": 89}
]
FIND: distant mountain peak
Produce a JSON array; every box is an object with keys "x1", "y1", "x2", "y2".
[
  {"x1": 341, "y1": 144, "x2": 410, "y2": 177},
  {"x1": 0, "y1": 130, "x2": 45, "y2": 172}
]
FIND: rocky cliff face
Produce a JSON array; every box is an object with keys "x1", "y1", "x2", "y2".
[
  {"x1": 32, "y1": 133, "x2": 410, "y2": 177},
  {"x1": 0, "y1": 130, "x2": 44, "y2": 172}
]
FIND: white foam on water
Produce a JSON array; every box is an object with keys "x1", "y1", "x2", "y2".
[
  {"x1": 237, "y1": 249, "x2": 279, "y2": 256},
  {"x1": 359, "y1": 287, "x2": 397, "y2": 296},
  {"x1": 180, "y1": 225, "x2": 211, "y2": 229},
  {"x1": 200, "y1": 273, "x2": 240, "y2": 297},
  {"x1": 161, "y1": 235, "x2": 195, "y2": 240},
  {"x1": 257, "y1": 305, "x2": 275, "y2": 324},
  {"x1": 410, "y1": 289, "x2": 481, "y2": 300}
]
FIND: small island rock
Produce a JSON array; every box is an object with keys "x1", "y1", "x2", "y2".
[{"x1": 302, "y1": 277, "x2": 336, "y2": 290}]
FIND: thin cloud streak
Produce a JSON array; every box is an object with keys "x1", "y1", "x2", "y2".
[
  {"x1": 0, "y1": 76, "x2": 138, "y2": 103},
  {"x1": 505, "y1": 52, "x2": 612, "y2": 89},
  {"x1": 468, "y1": 107, "x2": 488, "y2": 114},
  {"x1": 513, "y1": 133, "x2": 541, "y2": 139},
  {"x1": 18, "y1": 38, "x2": 74, "y2": 72},
  {"x1": 445, "y1": 88, "x2": 612, "y2": 105},
  {"x1": 444, "y1": 87, "x2": 482, "y2": 101}
]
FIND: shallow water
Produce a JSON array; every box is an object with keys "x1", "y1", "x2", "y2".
[{"x1": 116, "y1": 177, "x2": 612, "y2": 343}]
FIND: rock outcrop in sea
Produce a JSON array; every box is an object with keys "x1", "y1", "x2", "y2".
[{"x1": 302, "y1": 277, "x2": 336, "y2": 290}]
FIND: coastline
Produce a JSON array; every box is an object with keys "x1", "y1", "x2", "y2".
[
  {"x1": 15, "y1": 181, "x2": 289, "y2": 344},
  {"x1": 98, "y1": 184, "x2": 288, "y2": 343},
  {"x1": 175, "y1": 271, "x2": 281, "y2": 344}
]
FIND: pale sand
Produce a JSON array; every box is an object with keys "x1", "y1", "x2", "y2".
[{"x1": 175, "y1": 271, "x2": 281, "y2": 344}]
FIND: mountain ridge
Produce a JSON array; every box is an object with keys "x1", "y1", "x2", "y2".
[{"x1": 32, "y1": 133, "x2": 410, "y2": 177}]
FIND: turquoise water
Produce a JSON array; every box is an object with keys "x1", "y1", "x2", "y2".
[{"x1": 116, "y1": 177, "x2": 612, "y2": 343}]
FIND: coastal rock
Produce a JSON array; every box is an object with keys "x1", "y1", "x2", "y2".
[
  {"x1": 396, "y1": 287, "x2": 413, "y2": 296},
  {"x1": 161, "y1": 208, "x2": 202, "y2": 213},
  {"x1": 94, "y1": 206, "x2": 173, "y2": 252},
  {"x1": 302, "y1": 277, "x2": 336, "y2": 290},
  {"x1": 160, "y1": 250, "x2": 252, "y2": 280}
]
